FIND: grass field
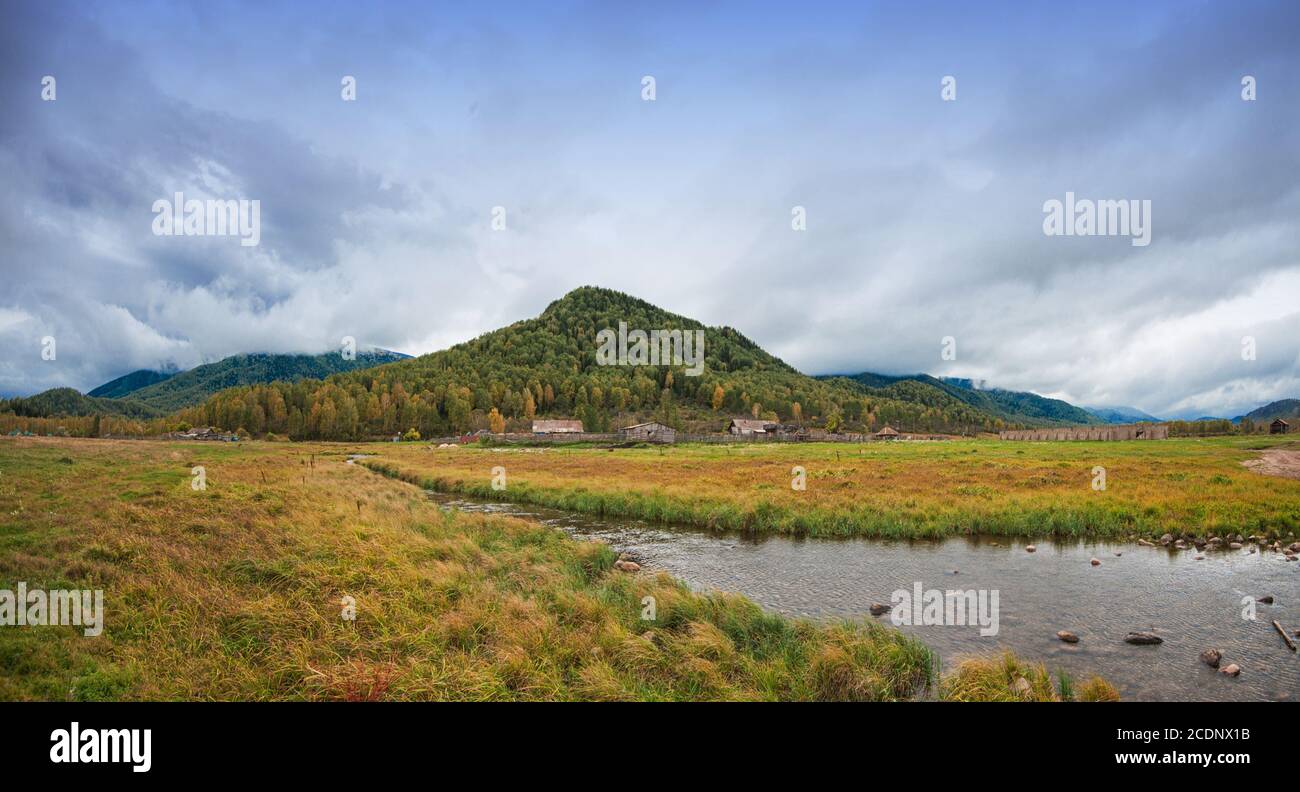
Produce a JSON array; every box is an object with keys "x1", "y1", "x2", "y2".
[
  {"x1": 361, "y1": 436, "x2": 1300, "y2": 540},
  {"x1": 0, "y1": 436, "x2": 1115, "y2": 701}
]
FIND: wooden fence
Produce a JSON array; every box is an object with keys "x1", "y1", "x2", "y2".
[{"x1": 998, "y1": 424, "x2": 1168, "y2": 441}]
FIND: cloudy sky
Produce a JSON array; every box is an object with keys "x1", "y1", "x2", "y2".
[{"x1": 2, "y1": 0, "x2": 1298, "y2": 418}]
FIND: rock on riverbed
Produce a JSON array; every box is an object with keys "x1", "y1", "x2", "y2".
[
  {"x1": 869, "y1": 603, "x2": 891, "y2": 616},
  {"x1": 1056, "y1": 630, "x2": 1079, "y2": 643},
  {"x1": 1200, "y1": 648, "x2": 1222, "y2": 668},
  {"x1": 1125, "y1": 632, "x2": 1163, "y2": 645},
  {"x1": 1220, "y1": 663, "x2": 1241, "y2": 677}
]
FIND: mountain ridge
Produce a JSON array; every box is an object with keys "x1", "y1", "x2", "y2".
[
  {"x1": 170, "y1": 287, "x2": 1070, "y2": 438},
  {"x1": 819, "y1": 372, "x2": 1101, "y2": 427}
]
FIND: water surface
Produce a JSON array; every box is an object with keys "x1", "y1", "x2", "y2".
[{"x1": 430, "y1": 493, "x2": 1300, "y2": 701}]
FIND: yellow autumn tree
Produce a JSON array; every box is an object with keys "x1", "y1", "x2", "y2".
[
  {"x1": 488, "y1": 407, "x2": 505, "y2": 434},
  {"x1": 711, "y1": 384, "x2": 725, "y2": 411}
]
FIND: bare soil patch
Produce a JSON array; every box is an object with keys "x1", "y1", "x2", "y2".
[{"x1": 1242, "y1": 449, "x2": 1300, "y2": 480}]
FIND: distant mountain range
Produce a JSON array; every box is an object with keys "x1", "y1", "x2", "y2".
[
  {"x1": 3, "y1": 350, "x2": 408, "y2": 419},
  {"x1": 2, "y1": 287, "x2": 1295, "y2": 438},
  {"x1": 823, "y1": 372, "x2": 1101, "y2": 427},
  {"x1": 1081, "y1": 405, "x2": 1162, "y2": 424},
  {"x1": 104, "y1": 350, "x2": 409, "y2": 412},
  {"x1": 1239, "y1": 399, "x2": 1300, "y2": 423}
]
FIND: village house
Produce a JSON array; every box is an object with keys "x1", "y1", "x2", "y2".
[
  {"x1": 619, "y1": 422, "x2": 676, "y2": 443},
  {"x1": 1271, "y1": 418, "x2": 1290, "y2": 435},
  {"x1": 727, "y1": 418, "x2": 778, "y2": 436},
  {"x1": 874, "y1": 426, "x2": 901, "y2": 440},
  {"x1": 171, "y1": 426, "x2": 238, "y2": 442},
  {"x1": 532, "y1": 419, "x2": 584, "y2": 434}
]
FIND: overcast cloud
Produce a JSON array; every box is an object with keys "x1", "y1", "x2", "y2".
[{"x1": 2, "y1": 0, "x2": 1298, "y2": 418}]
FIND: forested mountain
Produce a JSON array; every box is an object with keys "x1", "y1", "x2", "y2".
[
  {"x1": 1, "y1": 388, "x2": 163, "y2": 420},
  {"x1": 3, "y1": 350, "x2": 406, "y2": 423},
  {"x1": 173, "y1": 287, "x2": 1024, "y2": 440},
  {"x1": 8, "y1": 288, "x2": 1157, "y2": 441},
  {"x1": 120, "y1": 350, "x2": 408, "y2": 411},
  {"x1": 87, "y1": 369, "x2": 175, "y2": 398},
  {"x1": 1241, "y1": 399, "x2": 1300, "y2": 423},
  {"x1": 824, "y1": 372, "x2": 1099, "y2": 426}
]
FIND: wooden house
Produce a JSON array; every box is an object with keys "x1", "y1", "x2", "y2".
[
  {"x1": 727, "y1": 418, "x2": 777, "y2": 436},
  {"x1": 619, "y1": 422, "x2": 676, "y2": 443}
]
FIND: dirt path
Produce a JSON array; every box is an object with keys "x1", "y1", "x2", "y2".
[{"x1": 1242, "y1": 449, "x2": 1300, "y2": 480}]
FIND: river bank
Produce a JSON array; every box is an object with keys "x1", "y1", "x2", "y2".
[{"x1": 0, "y1": 437, "x2": 1114, "y2": 701}]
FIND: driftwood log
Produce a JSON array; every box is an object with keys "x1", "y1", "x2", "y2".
[{"x1": 1274, "y1": 620, "x2": 1297, "y2": 652}]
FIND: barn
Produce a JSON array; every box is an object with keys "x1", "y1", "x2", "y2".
[
  {"x1": 728, "y1": 418, "x2": 777, "y2": 436},
  {"x1": 619, "y1": 422, "x2": 676, "y2": 443},
  {"x1": 532, "y1": 419, "x2": 584, "y2": 434},
  {"x1": 1271, "y1": 418, "x2": 1290, "y2": 435},
  {"x1": 874, "y1": 426, "x2": 901, "y2": 440}
]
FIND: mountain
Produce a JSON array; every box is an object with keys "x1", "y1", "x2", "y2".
[
  {"x1": 1240, "y1": 399, "x2": 1300, "y2": 423},
  {"x1": 1, "y1": 388, "x2": 163, "y2": 420},
  {"x1": 87, "y1": 369, "x2": 175, "y2": 399},
  {"x1": 2, "y1": 350, "x2": 409, "y2": 421},
  {"x1": 823, "y1": 372, "x2": 1099, "y2": 427},
  {"x1": 1083, "y1": 405, "x2": 1161, "y2": 424},
  {"x1": 174, "y1": 287, "x2": 1032, "y2": 439},
  {"x1": 122, "y1": 350, "x2": 410, "y2": 412}
]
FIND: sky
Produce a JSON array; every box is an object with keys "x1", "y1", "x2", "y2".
[{"x1": 2, "y1": 0, "x2": 1298, "y2": 419}]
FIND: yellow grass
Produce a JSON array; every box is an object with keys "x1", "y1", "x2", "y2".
[
  {"x1": 363, "y1": 436, "x2": 1300, "y2": 539},
  {"x1": 0, "y1": 437, "x2": 1125, "y2": 700}
]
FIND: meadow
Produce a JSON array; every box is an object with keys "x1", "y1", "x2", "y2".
[
  {"x1": 363, "y1": 436, "x2": 1300, "y2": 540},
  {"x1": 0, "y1": 437, "x2": 1115, "y2": 701}
]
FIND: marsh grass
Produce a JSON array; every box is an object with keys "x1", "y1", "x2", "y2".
[
  {"x1": 939, "y1": 652, "x2": 1119, "y2": 702},
  {"x1": 362, "y1": 437, "x2": 1300, "y2": 540},
  {"x1": 0, "y1": 437, "x2": 1012, "y2": 701}
]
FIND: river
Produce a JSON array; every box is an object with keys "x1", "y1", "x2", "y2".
[{"x1": 425, "y1": 491, "x2": 1300, "y2": 701}]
